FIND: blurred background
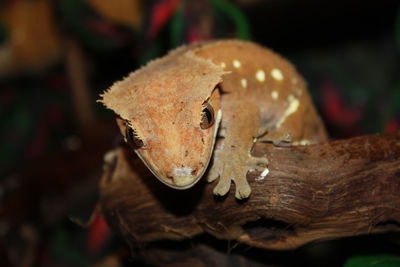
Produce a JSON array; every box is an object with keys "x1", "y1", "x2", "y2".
[{"x1": 0, "y1": 0, "x2": 399, "y2": 266}]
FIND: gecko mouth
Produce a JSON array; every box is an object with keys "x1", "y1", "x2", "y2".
[
  {"x1": 134, "y1": 149, "x2": 205, "y2": 189},
  {"x1": 167, "y1": 166, "x2": 203, "y2": 188}
]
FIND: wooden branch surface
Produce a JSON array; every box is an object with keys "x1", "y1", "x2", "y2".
[{"x1": 99, "y1": 132, "x2": 400, "y2": 250}]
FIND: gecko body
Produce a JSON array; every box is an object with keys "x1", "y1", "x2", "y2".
[{"x1": 100, "y1": 40, "x2": 327, "y2": 199}]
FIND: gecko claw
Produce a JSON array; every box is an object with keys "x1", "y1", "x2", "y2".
[
  {"x1": 206, "y1": 168, "x2": 220, "y2": 183},
  {"x1": 234, "y1": 183, "x2": 251, "y2": 199},
  {"x1": 213, "y1": 175, "x2": 232, "y2": 196},
  {"x1": 213, "y1": 184, "x2": 230, "y2": 197}
]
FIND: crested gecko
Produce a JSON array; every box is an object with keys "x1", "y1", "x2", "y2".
[{"x1": 100, "y1": 40, "x2": 328, "y2": 199}]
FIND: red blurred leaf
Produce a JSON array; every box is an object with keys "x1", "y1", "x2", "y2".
[
  {"x1": 385, "y1": 119, "x2": 399, "y2": 133},
  {"x1": 148, "y1": 0, "x2": 181, "y2": 39},
  {"x1": 321, "y1": 80, "x2": 362, "y2": 128},
  {"x1": 87, "y1": 214, "x2": 110, "y2": 255}
]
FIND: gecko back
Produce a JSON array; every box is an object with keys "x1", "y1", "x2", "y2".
[{"x1": 192, "y1": 40, "x2": 328, "y2": 145}]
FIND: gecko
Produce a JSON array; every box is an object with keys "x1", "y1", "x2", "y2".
[{"x1": 99, "y1": 40, "x2": 328, "y2": 199}]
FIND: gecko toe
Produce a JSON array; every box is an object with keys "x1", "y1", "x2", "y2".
[
  {"x1": 252, "y1": 157, "x2": 269, "y2": 167},
  {"x1": 213, "y1": 175, "x2": 232, "y2": 196},
  {"x1": 207, "y1": 175, "x2": 218, "y2": 183},
  {"x1": 235, "y1": 184, "x2": 251, "y2": 199},
  {"x1": 213, "y1": 183, "x2": 230, "y2": 196},
  {"x1": 206, "y1": 158, "x2": 223, "y2": 183},
  {"x1": 206, "y1": 169, "x2": 220, "y2": 183},
  {"x1": 233, "y1": 175, "x2": 251, "y2": 199}
]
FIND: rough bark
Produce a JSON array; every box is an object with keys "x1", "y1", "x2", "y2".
[{"x1": 99, "y1": 132, "x2": 400, "y2": 251}]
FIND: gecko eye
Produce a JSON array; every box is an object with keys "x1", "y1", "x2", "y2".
[
  {"x1": 200, "y1": 102, "x2": 215, "y2": 129},
  {"x1": 125, "y1": 126, "x2": 144, "y2": 149}
]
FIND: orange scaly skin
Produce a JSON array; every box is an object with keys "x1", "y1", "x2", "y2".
[{"x1": 100, "y1": 40, "x2": 327, "y2": 199}]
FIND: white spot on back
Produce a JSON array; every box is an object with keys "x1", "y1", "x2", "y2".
[
  {"x1": 255, "y1": 70, "x2": 265, "y2": 82},
  {"x1": 220, "y1": 62, "x2": 226, "y2": 69},
  {"x1": 271, "y1": 68, "x2": 284, "y2": 81},
  {"x1": 233, "y1": 59, "x2": 241, "y2": 68},
  {"x1": 241, "y1": 78, "x2": 247, "y2": 88},
  {"x1": 271, "y1": 90, "x2": 278, "y2": 100},
  {"x1": 276, "y1": 95, "x2": 299, "y2": 128}
]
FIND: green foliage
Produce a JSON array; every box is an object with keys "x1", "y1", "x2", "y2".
[
  {"x1": 170, "y1": 2, "x2": 185, "y2": 48},
  {"x1": 344, "y1": 254, "x2": 400, "y2": 267},
  {"x1": 207, "y1": 0, "x2": 250, "y2": 40},
  {"x1": 49, "y1": 227, "x2": 91, "y2": 267},
  {"x1": 390, "y1": 83, "x2": 400, "y2": 114}
]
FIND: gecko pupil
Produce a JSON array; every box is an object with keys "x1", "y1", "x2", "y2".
[
  {"x1": 127, "y1": 128, "x2": 135, "y2": 141},
  {"x1": 204, "y1": 108, "x2": 212, "y2": 123},
  {"x1": 200, "y1": 102, "x2": 215, "y2": 129}
]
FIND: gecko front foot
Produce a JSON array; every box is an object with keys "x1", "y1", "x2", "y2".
[{"x1": 207, "y1": 149, "x2": 268, "y2": 199}]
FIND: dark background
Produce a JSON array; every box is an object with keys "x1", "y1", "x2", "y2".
[{"x1": 1, "y1": 0, "x2": 399, "y2": 266}]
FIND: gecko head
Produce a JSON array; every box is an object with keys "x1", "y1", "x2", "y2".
[
  {"x1": 99, "y1": 49, "x2": 226, "y2": 189},
  {"x1": 116, "y1": 88, "x2": 222, "y2": 189}
]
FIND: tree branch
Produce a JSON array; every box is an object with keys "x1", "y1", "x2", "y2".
[{"x1": 99, "y1": 132, "x2": 400, "y2": 250}]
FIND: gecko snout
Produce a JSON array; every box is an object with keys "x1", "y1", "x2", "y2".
[{"x1": 166, "y1": 166, "x2": 200, "y2": 188}]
